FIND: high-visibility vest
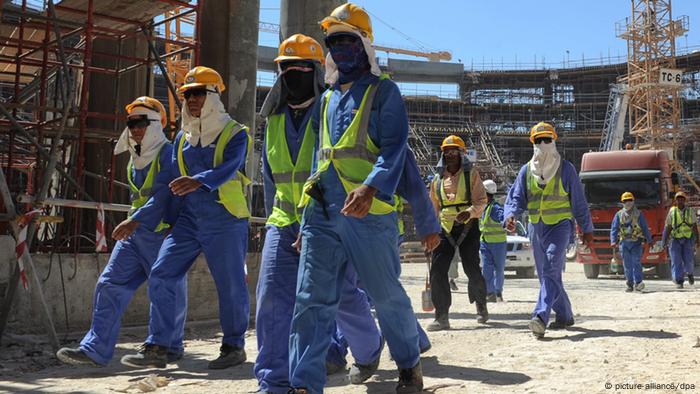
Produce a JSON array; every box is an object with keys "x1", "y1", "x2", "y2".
[
  {"x1": 670, "y1": 206, "x2": 694, "y2": 239},
  {"x1": 480, "y1": 201, "x2": 506, "y2": 243},
  {"x1": 526, "y1": 161, "x2": 572, "y2": 225},
  {"x1": 299, "y1": 74, "x2": 397, "y2": 215},
  {"x1": 397, "y1": 198, "x2": 405, "y2": 236},
  {"x1": 177, "y1": 120, "x2": 252, "y2": 219},
  {"x1": 615, "y1": 209, "x2": 643, "y2": 241},
  {"x1": 265, "y1": 112, "x2": 315, "y2": 227},
  {"x1": 433, "y1": 170, "x2": 472, "y2": 233},
  {"x1": 127, "y1": 147, "x2": 169, "y2": 232}
]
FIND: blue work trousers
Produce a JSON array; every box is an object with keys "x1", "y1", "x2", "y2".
[
  {"x1": 620, "y1": 240, "x2": 644, "y2": 286},
  {"x1": 669, "y1": 238, "x2": 695, "y2": 283},
  {"x1": 480, "y1": 241, "x2": 507, "y2": 295}
]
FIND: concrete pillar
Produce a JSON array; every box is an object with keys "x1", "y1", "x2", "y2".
[{"x1": 280, "y1": 0, "x2": 345, "y2": 45}]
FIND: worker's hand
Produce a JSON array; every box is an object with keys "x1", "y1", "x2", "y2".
[
  {"x1": 505, "y1": 216, "x2": 516, "y2": 233},
  {"x1": 456, "y1": 210, "x2": 471, "y2": 223},
  {"x1": 112, "y1": 219, "x2": 140, "y2": 241},
  {"x1": 341, "y1": 184, "x2": 377, "y2": 218},
  {"x1": 292, "y1": 232, "x2": 302, "y2": 254},
  {"x1": 169, "y1": 176, "x2": 203, "y2": 196},
  {"x1": 611, "y1": 242, "x2": 617, "y2": 249},
  {"x1": 582, "y1": 232, "x2": 594, "y2": 248},
  {"x1": 421, "y1": 233, "x2": 441, "y2": 253}
]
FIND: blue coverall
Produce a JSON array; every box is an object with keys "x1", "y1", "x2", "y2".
[
  {"x1": 504, "y1": 161, "x2": 593, "y2": 326},
  {"x1": 79, "y1": 144, "x2": 187, "y2": 365},
  {"x1": 663, "y1": 208, "x2": 697, "y2": 284},
  {"x1": 610, "y1": 209, "x2": 652, "y2": 286},
  {"x1": 289, "y1": 73, "x2": 420, "y2": 393},
  {"x1": 146, "y1": 129, "x2": 249, "y2": 349},
  {"x1": 255, "y1": 106, "x2": 382, "y2": 394},
  {"x1": 480, "y1": 201, "x2": 507, "y2": 295}
]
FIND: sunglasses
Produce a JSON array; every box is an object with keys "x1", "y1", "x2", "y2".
[
  {"x1": 183, "y1": 88, "x2": 216, "y2": 99},
  {"x1": 325, "y1": 33, "x2": 359, "y2": 48},
  {"x1": 534, "y1": 137, "x2": 553, "y2": 144},
  {"x1": 126, "y1": 116, "x2": 153, "y2": 130}
]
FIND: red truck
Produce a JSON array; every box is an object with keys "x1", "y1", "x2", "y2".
[{"x1": 576, "y1": 150, "x2": 673, "y2": 279}]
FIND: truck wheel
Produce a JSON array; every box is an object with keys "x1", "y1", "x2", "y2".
[
  {"x1": 656, "y1": 262, "x2": 672, "y2": 280},
  {"x1": 583, "y1": 264, "x2": 600, "y2": 279}
]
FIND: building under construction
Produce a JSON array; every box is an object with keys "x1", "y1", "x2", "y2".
[{"x1": 1, "y1": 0, "x2": 700, "y2": 355}]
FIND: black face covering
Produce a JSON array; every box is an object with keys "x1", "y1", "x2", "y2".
[{"x1": 282, "y1": 69, "x2": 316, "y2": 105}]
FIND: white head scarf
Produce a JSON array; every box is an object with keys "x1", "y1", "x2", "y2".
[
  {"x1": 181, "y1": 85, "x2": 232, "y2": 147},
  {"x1": 114, "y1": 107, "x2": 167, "y2": 169},
  {"x1": 529, "y1": 141, "x2": 561, "y2": 185},
  {"x1": 323, "y1": 24, "x2": 381, "y2": 86}
]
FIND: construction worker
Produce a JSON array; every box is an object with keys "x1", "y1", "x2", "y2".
[
  {"x1": 610, "y1": 192, "x2": 652, "y2": 292},
  {"x1": 288, "y1": 4, "x2": 424, "y2": 393},
  {"x1": 427, "y1": 135, "x2": 489, "y2": 331},
  {"x1": 256, "y1": 34, "x2": 385, "y2": 393},
  {"x1": 662, "y1": 191, "x2": 699, "y2": 288},
  {"x1": 481, "y1": 179, "x2": 507, "y2": 302},
  {"x1": 56, "y1": 97, "x2": 186, "y2": 367},
  {"x1": 120, "y1": 66, "x2": 252, "y2": 369},
  {"x1": 504, "y1": 122, "x2": 593, "y2": 339}
]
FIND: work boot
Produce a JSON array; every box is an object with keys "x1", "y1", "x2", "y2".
[
  {"x1": 689, "y1": 275, "x2": 695, "y2": 286},
  {"x1": 548, "y1": 318, "x2": 575, "y2": 330},
  {"x1": 426, "y1": 314, "x2": 450, "y2": 331},
  {"x1": 449, "y1": 279, "x2": 458, "y2": 291},
  {"x1": 625, "y1": 283, "x2": 634, "y2": 292},
  {"x1": 56, "y1": 347, "x2": 101, "y2": 367},
  {"x1": 496, "y1": 292, "x2": 504, "y2": 302},
  {"x1": 476, "y1": 302, "x2": 489, "y2": 324},
  {"x1": 396, "y1": 361, "x2": 423, "y2": 393},
  {"x1": 208, "y1": 343, "x2": 246, "y2": 369},
  {"x1": 676, "y1": 282, "x2": 684, "y2": 289},
  {"x1": 634, "y1": 282, "x2": 645, "y2": 292},
  {"x1": 529, "y1": 316, "x2": 546, "y2": 339},
  {"x1": 349, "y1": 337, "x2": 384, "y2": 384},
  {"x1": 120, "y1": 344, "x2": 167, "y2": 369},
  {"x1": 325, "y1": 361, "x2": 347, "y2": 375},
  {"x1": 486, "y1": 293, "x2": 497, "y2": 303}
]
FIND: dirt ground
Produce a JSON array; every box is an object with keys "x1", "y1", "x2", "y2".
[{"x1": 1, "y1": 262, "x2": 699, "y2": 394}]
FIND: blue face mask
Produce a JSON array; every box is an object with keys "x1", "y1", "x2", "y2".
[{"x1": 328, "y1": 35, "x2": 370, "y2": 84}]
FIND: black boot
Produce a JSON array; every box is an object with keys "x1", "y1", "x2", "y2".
[
  {"x1": 548, "y1": 318, "x2": 575, "y2": 330},
  {"x1": 208, "y1": 343, "x2": 246, "y2": 369},
  {"x1": 56, "y1": 347, "x2": 101, "y2": 367},
  {"x1": 689, "y1": 275, "x2": 695, "y2": 286},
  {"x1": 426, "y1": 313, "x2": 450, "y2": 331},
  {"x1": 476, "y1": 302, "x2": 489, "y2": 324},
  {"x1": 396, "y1": 361, "x2": 424, "y2": 393},
  {"x1": 120, "y1": 344, "x2": 167, "y2": 369}
]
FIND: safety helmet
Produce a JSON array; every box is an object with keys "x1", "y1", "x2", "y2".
[
  {"x1": 275, "y1": 34, "x2": 325, "y2": 64},
  {"x1": 320, "y1": 3, "x2": 374, "y2": 43},
  {"x1": 675, "y1": 191, "x2": 687, "y2": 199},
  {"x1": 483, "y1": 179, "x2": 497, "y2": 195},
  {"x1": 177, "y1": 66, "x2": 225, "y2": 94},
  {"x1": 125, "y1": 96, "x2": 166, "y2": 127},
  {"x1": 529, "y1": 122, "x2": 558, "y2": 144},
  {"x1": 440, "y1": 135, "x2": 466, "y2": 151},
  {"x1": 620, "y1": 192, "x2": 635, "y2": 202}
]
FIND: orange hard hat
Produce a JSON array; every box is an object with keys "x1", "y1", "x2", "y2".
[
  {"x1": 320, "y1": 3, "x2": 374, "y2": 43},
  {"x1": 529, "y1": 122, "x2": 558, "y2": 143},
  {"x1": 621, "y1": 192, "x2": 635, "y2": 202},
  {"x1": 125, "y1": 96, "x2": 166, "y2": 127},
  {"x1": 275, "y1": 34, "x2": 324, "y2": 64},
  {"x1": 440, "y1": 135, "x2": 466, "y2": 151},
  {"x1": 177, "y1": 66, "x2": 225, "y2": 94}
]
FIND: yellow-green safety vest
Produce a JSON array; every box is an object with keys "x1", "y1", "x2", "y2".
[
  {"x1": 480, "y1": 201, "x2": 506, "y2": 243},
  {"x1": 670, "y1": 206, "x2": 694, "y2": 239},
  {"x1": 299, "y1": 74, "x2": 397, "y2": 215},
  {"x1": 526, "y1": 161, "x2": 572, "y2": 225},
  {"x1": 127, "y1": 147, "x2": 169, "y2": 232},
  {"x1": 265, "y1": 112, "x2": 315, "y2": 227},
  {"x1": 433, "y1": 170, "x2": 472, "y2": 233},
  {"x1": 616, "y1": 209, "x2": 643, "y2": 241},
  {"x1": 397, "y1": 198, "x2": 405, "y2": 235},
  {"x1": 177, "y1": 120, "x2": 252, "y2": 219}
]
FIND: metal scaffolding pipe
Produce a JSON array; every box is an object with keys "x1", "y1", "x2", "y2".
[{"x1": 18, "y1": 195, "x2": 131, "y2": 212}]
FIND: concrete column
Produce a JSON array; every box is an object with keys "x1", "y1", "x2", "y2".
[{"x1": 280, "y1": 0, "x2": 345, "y2": 44}]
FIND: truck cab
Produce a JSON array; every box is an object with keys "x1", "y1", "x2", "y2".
[{"x1": 577, "y1": 150, "x2": 672, "y2": 279}]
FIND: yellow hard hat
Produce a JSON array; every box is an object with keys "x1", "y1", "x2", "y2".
[
  {"x1": 440, "y1": 135, "x2": 466, "y2": 151},
  {"x1": 529, "y1": 122, "x2": 558, "y2": 143},
  {"x1": 320, "y1": 3, "x2": 374, "y2": 43},
  {"x1": 177, "y1": 66, "x2": 225, "y2": 94},
  {"x1": 675, "y1": 191, "x2": 687, "y2": 199},
  {"x1": 125, "y1": 96, "x2": 166, "y2": 127},
  {"x1": 621, "y1": 192, "x2": 635, "y2": 202},
  {"x1": 275, "y1": 34, "x2": 325, "y2": 64}
]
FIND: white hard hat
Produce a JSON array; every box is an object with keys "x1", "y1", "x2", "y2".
[{"x1": 483, "y1": 179, "x2": 497, "y2": 194}]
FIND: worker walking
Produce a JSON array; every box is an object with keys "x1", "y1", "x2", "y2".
[
  {"x1": 663, "y1": 191, "x2": 699, "y2": 288},
  {"x1": 56, "y1": 97, "x2": 186, "y2": 367},
  {"x1": 504, "y1": 122, "x2": 593, "y2": 339},
  {"x1": 610, "y1": 192, "x2": 652, "y2": 292},
  {"x1": 255, "y1": 34, "x2": 384, "y2": 393},
  {"x1": 120, "y1": 67, "x2": 252, "y2": 369},
  {"x1": 427, "y1": 135, "x2": 489, "y2": 331},
  {"x1": 288, "y1": 4, "x2": 424, "y2": 393},
  {"x1": 480, "y1": 179, "x2": 507, "y2": 302}
]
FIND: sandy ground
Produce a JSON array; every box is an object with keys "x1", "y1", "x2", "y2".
[{"x1": 1, "y1": 262, "x2": 699, "y2": 394}]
